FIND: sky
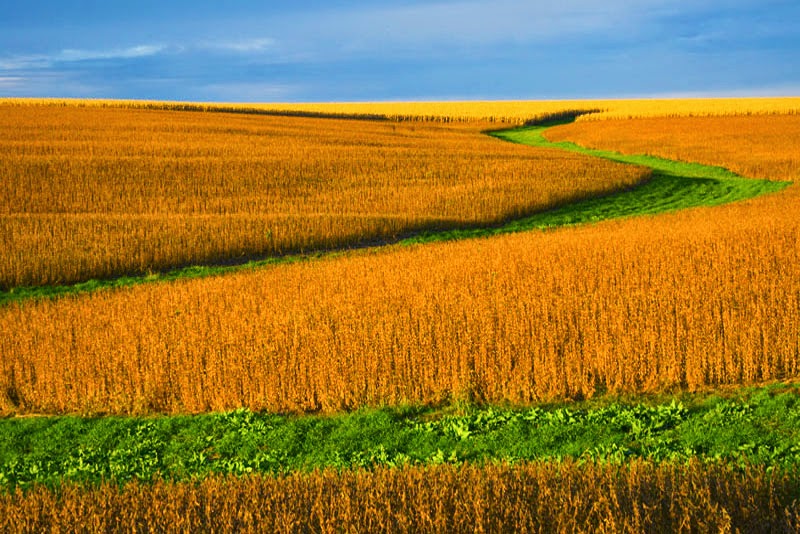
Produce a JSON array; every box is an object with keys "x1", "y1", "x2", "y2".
[{"x1": 1, "y1": 0, "x2": 798, "y2": 102}]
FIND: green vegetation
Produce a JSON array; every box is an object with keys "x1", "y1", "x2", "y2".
[
  {"x1": 0, "y1": 119, "x2": 788, "y2": 306},
  {"x1": 481, "y1": 122, "x2": 788, "y2": 219},
  {"x1": 2, "y1": 383, "x2": 799, "y2": 487}
]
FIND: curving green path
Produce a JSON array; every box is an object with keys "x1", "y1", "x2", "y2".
[
  {"x1": 0, "y1": 119, "x2": 789, "y2": 305},
  {"x1": 491, "y1": 121, "x2": 787, "y2": 214},
  {"x1": 2, "y1": 383, "x2": 800, "y2": 487}
]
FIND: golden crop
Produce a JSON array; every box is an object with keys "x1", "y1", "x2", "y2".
[
  {"x1": 546, "y1": 114, "x2": 800, "y2": 181},
  {"x1": 0, "y1": 462, "x2": 797, "y2": 533},
  {"x1": 0, "y1": 104, "x2": 647, "y2": 288},
  {"x1": 3, "y1": 96, "x2": 800, "y2": 123},
  {"x1": 2, "y1": 107, "x2": 799, "y2": 416},
  {"x1": 244, "y1": 96, "x2": 800, "y2": 122},
  {"x1": 2, "y1": 185, "x2": 799, "y2": 414},
  {"x1": 3, "y1": 98, "x2": 799, "y2": 533}
]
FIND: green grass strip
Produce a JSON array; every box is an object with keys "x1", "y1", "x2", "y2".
[
  {"x1": 1, "y1": 120, "x2": 789, "y2": 306},
  {"x1": 2, "y1": 383, "x2": 799, "y2": 487}
]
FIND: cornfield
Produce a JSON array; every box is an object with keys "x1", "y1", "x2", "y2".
[
  {"x1": 1, "y1": 461, "x2": 797, "y2": 533},
  {"x1": 547, "y1": 114, "x2": 800, "y2": 181},
  {"x1": 2, "y1": 99, "x2": 800, "y2": 530},
  {"x1": 0, "y1": 104, "x2": 647, "y2": 288},
  {"x1": 2, "y1": 107, "x2": 799, "y2": 415},
  {"x1": 2, "y1": 184, "x2": 799, "y2": 414},
  {"x1": 3, "y1": 96, "x2": 800, "y2": 123}
]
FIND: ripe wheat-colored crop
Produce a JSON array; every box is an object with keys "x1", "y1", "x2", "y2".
[
  {"x1": 3, "y1": 96, "x2": 800, "y2": 123},
  {"x1": 0, "y1": 461, "x2": 797, "y2": 533},
  {"x1": 1, "y1": 109, "x2": 799, "y2": 416},
  {"x1": 2, "y1": 186, "x2": 798, "y2": 414},
  {"x1": 245, "y1": 96, "x2": 800, "y2": 122},
  {"x1": 0, "y1": 104, "x2": 647, "y2": 288},
  {"x1": 546, "y1": 114, "x2": 800, "y2": 181}
]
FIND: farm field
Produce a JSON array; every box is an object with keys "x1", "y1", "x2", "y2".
[
  {"x1": 2, "y1": 98, "x2": 800, "y2": 530},
  {"x1": 2, "y1": 461, "x2": 798, "y2": 533},
  {"x1": 1, "y1": 117, "x2": 789, "y2": 306},
  {"x1": 5, "y1": 95, "x2": 800, "y2": 123},
  {"x1": 0, "y1": 104, "x2": 648, "y2": 289},
  {"x1": 546, "y1": 114, "x2": 800, "y2": 182},
  {"x1": 3, "y1": 201, "x2": 800, "y2": 413}
]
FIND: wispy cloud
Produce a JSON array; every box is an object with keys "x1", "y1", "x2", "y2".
[
  {"x1": 0, "y1": 76, "x2": 26, "y2": 89},
  {"x1": 0, "y1": 44, "x2": 166, "y2": 71},
  {"x1": 0, "y1": 70, "x2": 109, "y2": 98},
  {"x1": 58, "y1": 45, "x2": 165, "y2": 62},
  {"x1": 201, "y1": 38, "x2": 275, "y2": 53},
  {"x1": 282, "y1": 0, "x2": 681, "y2": 56}
]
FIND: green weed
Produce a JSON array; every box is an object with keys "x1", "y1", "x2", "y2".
[{"x1": 2, "y1": 384, "x2": 799, "y2": 488}]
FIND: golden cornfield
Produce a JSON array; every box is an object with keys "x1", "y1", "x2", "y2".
[
  {"x1": 1, "y1": 105, "x2": 799, "y2": 415},
  {"x1": 1, "y1": 461, "x2": 797, "y2": 533},
  {"x1": 2, "y1": 98, "x2": 800, "y2": 531},
  {"x1": 547, "y1": 114, "x2": 800, "y2": 182},
  {"x1": 2, "y1": 188, "x2": 798, "y2": 414},
  {"x1": 0, "y1": 104, "x2": 647, "y2": 288},
  {"x1": 4, "y1": 96, "x2": 800, "y2": 123}
]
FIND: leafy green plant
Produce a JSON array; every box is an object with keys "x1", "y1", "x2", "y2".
[{"x1": 2, "y1": 384, "x2": 799, "y2": 488}]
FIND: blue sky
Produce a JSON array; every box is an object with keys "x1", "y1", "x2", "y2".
[{"x1": 1, "y1": 0, "x2": 798, "y2": 102}]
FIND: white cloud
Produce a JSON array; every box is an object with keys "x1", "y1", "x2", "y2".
[
  {"x1": 57, "y1": 45, "x2": 165, "y2": 62},
  {"x1": 0, "y1": 76, "x2": 24, "y2": 83},
  {"x1": 0, "y1": 55, "x2": 48, "y2": 71},
  {"x1": 0, "y1": 76, "x2": 25, "y2": 89},
  {"x1": 203, "y1": 38, "x2": 276, "y2": 53},
  {"x1": 0, "y1": 71, "x2": 108, "y2": 98},
  {"x1": 0, "y1": 44, "x2": 165, "y2": 71},
  {"x1": 258, "y1": 0, "x2": 768, "y2": 63}
]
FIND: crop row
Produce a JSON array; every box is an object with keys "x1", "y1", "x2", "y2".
[
  {"x1": 0, "y1": 105, "x2": 647, "y2": 288},
  {"x1": 2, "y1": 185, "x2": 799, "y2": 414},
  {"x1": 547, "y1": 114, "x2": 800, "y2": 182},
  {"x1": 2, "y1": 112, "x2": 799, "y2": 414},
  {"x1": 1, "y1": 461, "x2": 798, "y2": 533},
  {"x1": 4, "y1": 96, "x2": 800, "y2": 123}
]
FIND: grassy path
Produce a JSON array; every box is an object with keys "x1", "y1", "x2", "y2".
[
  {"x1": 0, "y1": 120, "x2": 788, "y2": 306},
  {"x1": 2, "y1": 383, "x2": 799, "y2": 487},
  {"x1": 485, "y1": 121, "x2": 787, "y2": 223}
]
